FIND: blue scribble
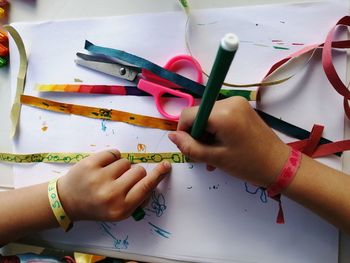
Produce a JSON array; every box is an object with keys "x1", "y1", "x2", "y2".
[
  {"x1": 148, "y1": 222, "x2": 171, "y2": 238},
  {"x1": 101, "y1": 119, "x2": 107, "y2": 132},
  {"x1": 114, "y1": 235, "x2": 129, "y2": 250},
  {"x1": 99, "y1": 222, "x2": 129, "y2": 250},
  {"x1": 244, "y1": 182, "x2": 267, "y2": 203},
  {"x1": 145, "y1": 191, "x2": 166, "y2": 217}
]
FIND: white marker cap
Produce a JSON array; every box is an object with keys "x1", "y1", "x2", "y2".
[{"x1": 221, "y1": 33, "x2": 239, "y2": 51}]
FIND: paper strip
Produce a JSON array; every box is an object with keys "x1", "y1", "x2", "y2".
[
  {"x1": 322, "y1": 16, "x2": 350, "y2": 119},
  {"x1": 20, "y1": 94, "x2": 178, "y2": 131},
  {"x1": 3, "y1": 25, "x2": 28, "y2": 137},
  {"x1": 0, "y1": 152, "x2": 187, "y2": 164},
  {"x1": 36, "y1": 84, "x2": 257, "y2": 101}
]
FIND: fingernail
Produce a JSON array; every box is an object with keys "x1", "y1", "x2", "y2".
[
  {"x1": 168, "y1": 132, "x2": 177, "y2": 143},
  {"x1": 162, "y1": 160, "x2": 172, "y2": 170}
]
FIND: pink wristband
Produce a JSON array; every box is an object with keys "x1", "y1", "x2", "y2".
[{"x1": 267, "y1": 147, "x2": 302, "y2": 197}]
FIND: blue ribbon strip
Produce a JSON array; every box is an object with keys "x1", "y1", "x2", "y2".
[{"x1": 85, "y1": 40, "x2": 206, "y2": 97}]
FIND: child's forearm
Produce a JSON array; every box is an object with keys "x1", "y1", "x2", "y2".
[
  {"x1": 285, "y1": 155, "x2": 350, "y2": 234},
  {"x1": 0, "y1": 183, "x2": 58, "y2": 247}
]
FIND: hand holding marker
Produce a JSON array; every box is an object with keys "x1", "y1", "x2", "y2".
[
  {"x1": 136, "y1": 34, "x2": 238, "y2": 219},
  {"x1": 191, "y1": 33, "x2": 239, "y2": 139}
]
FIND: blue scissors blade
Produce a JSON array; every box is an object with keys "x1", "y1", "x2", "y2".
[{"x1": 75, "y1": 52, "x2": 140, "y2": 82}]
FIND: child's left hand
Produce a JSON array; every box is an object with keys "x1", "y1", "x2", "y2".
[{"x1": 57, "y1": 149, "x2": 171, "y2": 222}]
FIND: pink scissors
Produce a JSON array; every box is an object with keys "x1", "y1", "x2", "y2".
[{"x1": 75, "y1": 53, "x2": 203, "y2": 121}]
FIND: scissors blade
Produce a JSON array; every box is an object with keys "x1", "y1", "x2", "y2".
[{"x1": 75, "y1": 53, "x2": 139, "y2": 81}]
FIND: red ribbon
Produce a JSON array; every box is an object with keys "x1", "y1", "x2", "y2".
[
  {"x1": 322, "y1": 16, "x2": 350, "y2": 119},
  {"x1": 259, "y1": 16, "x2": 350, "y2": 224}
]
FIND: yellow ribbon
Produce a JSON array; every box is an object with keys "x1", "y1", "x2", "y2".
[
  {"x1": 4, "y1": 25, "x2": 28, "y2": 137},
  {"x1": 0, "y1": 152, "x2": 188, "y2": 164}
]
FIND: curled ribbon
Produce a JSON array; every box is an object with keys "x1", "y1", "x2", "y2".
[{"x1": 322, "y1": 16, "x2": 350, "y2": 119}]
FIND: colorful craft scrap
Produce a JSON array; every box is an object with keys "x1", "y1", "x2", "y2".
[
  {"x1": 0, "y1": 29, "x2": 8, "y2": 65},
  {"x1": 20, "y1": 94, "x2": 178, "y2": 131},
  {"x1": 36, "y1": 84, "x2": 257, "y2": 101}
]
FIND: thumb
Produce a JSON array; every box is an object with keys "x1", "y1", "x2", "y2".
[{"x1": 168, "y1": 131, "x2": 214, "y2": 163}]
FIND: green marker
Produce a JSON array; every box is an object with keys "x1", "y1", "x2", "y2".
[
  {"x1": 191, "y1": 33, "x2": 239, "y2": 139},
  {"x1": 132, "y1": 206, "x2": 145, "y2": 221}
]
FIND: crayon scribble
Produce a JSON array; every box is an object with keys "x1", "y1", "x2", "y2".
[
  {"x1": 146, "y1": 191, "x2": 166, "y2": 217},
  {"x1": 137, "y1": 143, "x2": 147, "y2": 152},
  {"x1": 149, "y1": 222, "x2": 171, "y2": 239},
  {"x1": 99, "y1": 222, "x2": 129, "y2": 250},
  {"x1": 101, "y1": 119, "x2": 107, "y2": 132},
  {"x1": 273, "y1": 45, "x2": 289, "y2": 50},
  {"x1": 41, "y1": 121, "x2": 48, "y2": 132},
  {"x1": 244, "y1": 182, "x2": 267, "y2": 203},
  {"x1": 242, "y1": 38, "x2": 304, "y2": 50}
]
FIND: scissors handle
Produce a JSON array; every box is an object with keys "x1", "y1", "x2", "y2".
[
  {"x1": 164, "y1": 54, "x2": 203, "y2": 84},
  {"x1": 142, "y1": 54, "x2": 203, "y2": 88},
  {"x1": 138, "y1": 79, "x2": 194, "y2": 121}
]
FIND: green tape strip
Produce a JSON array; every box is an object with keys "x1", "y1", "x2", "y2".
[{"x1": 0, "y1": 152, "x2": 187, "y2": 164}]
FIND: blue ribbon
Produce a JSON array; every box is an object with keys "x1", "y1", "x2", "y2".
[{"x1": 85, "y1": 40, "x2": 205, "y2": 97}]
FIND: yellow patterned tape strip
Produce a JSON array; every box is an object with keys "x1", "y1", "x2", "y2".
[{"x1": 0, "y1": 152, "x2": 188, "y2": 164}]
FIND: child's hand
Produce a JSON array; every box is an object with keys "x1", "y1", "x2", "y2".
[
  {"x1": 57, "y1": 150, "x2": 171, "y2": 222},
  {"x1": 168, "y1": 96, "x2": 290, "y2": 187}
]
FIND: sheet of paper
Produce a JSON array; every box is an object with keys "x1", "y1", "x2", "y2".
[{"x1": 9, "y1": 1, "x2": 348, "y2": 262}]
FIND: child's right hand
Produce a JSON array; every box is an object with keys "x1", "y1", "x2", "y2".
[
  {"x1": 168, "y1": 96, "x2": 290, "y2": 187},
  {"x1": 57, "y1": 150, "x2": 171, "y2": 222}
]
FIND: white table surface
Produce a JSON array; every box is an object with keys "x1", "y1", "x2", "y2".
[{"x1": 0, "y1": 0, "x2": 349, "y2": 262}]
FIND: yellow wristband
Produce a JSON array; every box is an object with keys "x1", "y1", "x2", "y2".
[{"x1": 48, "y1": 179, "x2": 73, "y2": 232}]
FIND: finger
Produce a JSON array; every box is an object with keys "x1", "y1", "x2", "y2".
[
  {"x1": 104, "y1": 158, "x2": 131, "y2": 180},
  {"x1": 178, "y1": 106, "x2": 219, "y2": 136},
  {"x1": 114, "y1": 165, "x2": 147, "y2": 194},
  {"x1": 177, "y1": 106, "x2": 199, "y2": 131},
  {"x1": 83, "y1": 149, "x2": 121, "y2": 167},
  {"x1": 125, "y1": 161, "x2": 171, "y2": 207},
  {"x1": 168, "y1": 131, "x2": 220, "y2": 163}
]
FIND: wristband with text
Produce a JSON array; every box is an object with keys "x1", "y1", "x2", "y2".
[{"x1": 48, "y1": 178, "x2": 73, "y2": 232}]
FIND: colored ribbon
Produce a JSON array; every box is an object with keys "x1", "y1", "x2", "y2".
[
  {"x1": 0, "y1": 152, "x2": 187, "y2": 164},
  {"x1": 36, "y1": 84, "x2": 257, "y2": 101},
  {"x1": 322, "y1": 16, "x2": 350, "y2": 119},
  {"x1": 85, "y1": 40, "x2": 205, "y2": 97},
  {"x1": 3, "y1": 25, "x2": 28, "y2": 137},
  {"x1": 22, "y1": 92, "x2": 348, "y2": 156},
  {"x1": 20, "y1": 94, "x2": 177, "y2": 131},
  {"x1": 258, "y1": 17, "x2": 350, "y2": 120}
]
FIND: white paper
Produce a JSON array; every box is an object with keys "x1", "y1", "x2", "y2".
[{"x1": 10, "y1": 1, "x2": 348, "y2": 262}]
